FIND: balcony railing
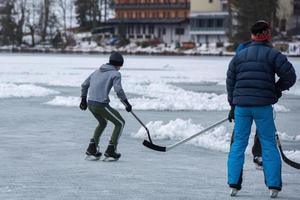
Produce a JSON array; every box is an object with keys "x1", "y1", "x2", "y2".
[
  {"x1": 114, "y1": 3, "x2": 190, "y2": 9},
  {"x1": 190, "y1": 27, "x2": 225, "y2": 32}
]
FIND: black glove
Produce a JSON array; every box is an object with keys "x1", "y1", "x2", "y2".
[
  {"x1": 123, "y1": 99, "x2": 132, "y2": 112},
  {"x1": 275, "y1": 89, "x2": 282, "y2": 99},
  {"x1": 79, "y1": 97, "x2": 87, "y2": 110},
  {"x1": 228, "y1": 106, "x2": 235, "y2": 123}
]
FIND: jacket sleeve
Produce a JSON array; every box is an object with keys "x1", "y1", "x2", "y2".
[
  {"x1": 226, "y1": 56, "x2": 237, "y2": 106},
  {"x1": 113, "y1": 72, "x2": 127, "y2": 101},
  {"x1": 81, "y1": 72, "x2": 93, "y2": 98},
  {"x1": 274, "y1": 52, "x2": 297, "y2": 91}
]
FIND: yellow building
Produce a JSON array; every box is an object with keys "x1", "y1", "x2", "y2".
[{"x1": 190, "y1": 0, "x2": 229, "y2": 44}]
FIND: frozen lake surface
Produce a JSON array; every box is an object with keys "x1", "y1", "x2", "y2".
[{"x1": 0, "y1": 53, "x2": 299, "y2": 199}]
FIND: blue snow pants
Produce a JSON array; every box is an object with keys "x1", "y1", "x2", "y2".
[{"x1": 227, "y1": 105, "x2": 282, "y2": 190}]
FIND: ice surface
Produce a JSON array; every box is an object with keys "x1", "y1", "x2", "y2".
[{"x1": 1, "y1": 54, "x2": 300, "y2": 200}]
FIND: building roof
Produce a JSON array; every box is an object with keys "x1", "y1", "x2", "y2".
[{"x1": 106, "y1": 18, "x2": 188, "y2": 25}]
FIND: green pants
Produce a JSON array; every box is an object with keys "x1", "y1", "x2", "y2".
[{"x1": 88, "y1": 104, "x2": 125, "y2": 147}]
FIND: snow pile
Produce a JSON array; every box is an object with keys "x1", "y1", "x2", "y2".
[
  {"x1": 132, "y1": 119, "x2": 300, "y2": 154},
  {"x1": 122, "y1": 83, "x2": 230, "y2": 111},
  {"x1": 45, "y1": 96, "x2": 80, "y2": 107},
  {"x1": 273, "y1": 104, "x2": 290, "y2": 112},
  {"x1": 45, "y1": 93, "x2": 230, "y2": 111},
  {"x1": 0, "y1": 83, "x2": 58, "y2": 98},
  {"x1": 283, "y1": 151, "x2": 300, "y2": 162},
  {"x1": 45, "y1": 93, "x2": 289, "y2": 112},
  {"x1": 132, "y1": 118, "x2": 232, "y2": 152},
  {"x1": 277, "y1": 132, "x2": 300, "y2": 141},
  {"x1": 285, "y1": 85, "x2": 300, "y2": 96}
]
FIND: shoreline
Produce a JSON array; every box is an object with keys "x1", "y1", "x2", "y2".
[
  {"x1": 0, "y1": 47, "x2": 234, "y2": 57},
  {"x1": 1, "y1": 47, "x2": 299, "y2": 57}
]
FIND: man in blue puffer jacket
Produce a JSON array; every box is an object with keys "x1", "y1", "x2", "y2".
[{"x1": 226, "y1": 21, "x2": 296, "y2": 198}]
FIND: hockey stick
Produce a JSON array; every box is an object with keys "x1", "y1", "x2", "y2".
[
  {"x1": 276, "y1": 134, "x2": 300, "y2": 169},
  {"x1": 143, "y1": 118, "x2": 228, "y2": 152},
  {"x1": 121, "y1": 100, "x2": 159, "y2": 146},
  {"x1": 129, "y1": 110, "x2": 153, "y2": 144}
]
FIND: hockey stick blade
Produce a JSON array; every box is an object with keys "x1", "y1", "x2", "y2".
[
  {"x1": 277, "y1": 135, "x2": 300, "y2": 169},
  {"x1": 143, "y1": 118, "x2": 227, "y2": 152},
  {"x1": 143, "y1": 140, "x2": 166, "y2": 152},
  {"x1": 278, "y1": 146, "x2": 300, "y2": 169}
]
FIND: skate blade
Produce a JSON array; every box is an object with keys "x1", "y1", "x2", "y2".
[
  {"x1": 270, "y1": 190, "x2": 279, "y2": 198},
  {"x1": 102, "y1": 157, "x2": 119, "y2": 162},
  {"x1": 230, "y1": 188, "x2": 238, "y2": 197},
  {"x1": 85, "y1": 155, "x2": 101, "y2": 161}
]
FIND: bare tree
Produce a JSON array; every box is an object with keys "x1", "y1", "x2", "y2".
[
  {"x1": 14, "y1": 0, "x2": 27, "y2": 45},
  {"x1": 40, "y1": 0, "x2": 52, "y2": 42},
  {"x1": 58, "y1": 0, "x2": 67, "y2": 33},
  {"x1": 69, "y1": 0, "x2": 74, "y2": 29},
  {"x1": 25, "y1": 0, "x2": 41, "y2": 47}
]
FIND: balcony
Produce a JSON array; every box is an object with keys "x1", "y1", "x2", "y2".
[{"x1": 114, "y1": 3, "x2": 190, "y2": 10}]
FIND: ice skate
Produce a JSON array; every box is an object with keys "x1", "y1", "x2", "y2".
[
  {"x1": 103, "y1": 144, "x2": 121, "y2": 162},
  {"x1": 253, "y1": 156, "x2": 263, "y2": 170},
  {"x1": 269, "y1": 189, "x2": 279, "y2": 198},
  {"x1": 230, "y1": 188, "x2": 238, "y2": 197},
  {"x1": 85, "y1": 139, "x2": 102, "y2": 161}
]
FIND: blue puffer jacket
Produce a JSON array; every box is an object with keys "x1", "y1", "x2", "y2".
[{"x1": 226, "y1": 41, "x2": 296, "y2": 106}]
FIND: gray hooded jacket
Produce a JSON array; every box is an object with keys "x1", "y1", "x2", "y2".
[{"x1": 81, "y1": 64, "x2": 127, "y2": 105}]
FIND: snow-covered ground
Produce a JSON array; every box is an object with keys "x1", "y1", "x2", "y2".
[{"x1": 0, "y1": 53, "x2": 300, "y2": 199}]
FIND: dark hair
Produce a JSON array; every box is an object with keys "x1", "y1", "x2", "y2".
[{"x1": 251, "y1": 20, "x2": 271, "y2": 35}]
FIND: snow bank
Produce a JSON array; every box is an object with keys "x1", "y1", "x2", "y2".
[
  {"x1": 285, "y1": 85, "x2": 300, "y2": 96},
  {"x1": 45, "y1": 93, "x2": 290, "y2": 112},
  {"x1": 43, "y1": 80, "x2": 290, "y2": 112},
  {"x1": 277, "y1": 132, "x2": 300, "y2": 142},
  {"x1": 44, "y1": 96, "x2": 80, "y2": 107},
  {"x1": 0, "y1": 83, "x2": 58, "y2": 98},
  {"x1": 283, "y1": 151, "x2": 300, "y2": 163},
  {"x1": 132, "y1": 118, "x2": 232, "y2": 152},
  {"x1": 132, "y1": 119, "x2": 300, "y2": 154}
]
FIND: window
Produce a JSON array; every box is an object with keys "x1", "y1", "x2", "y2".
[
  {"x1": 198, "y1": 19, "x2": 205, "y2": 27},
  {"x1": 136, "y1": 25, "x2": 141, "y2": 34},
  {"x1": 149, "y1": 26, "x2": 154, "y2": 34},
  {"x1": 216, "y1": 19, "x2": 223, "y2": 27},
  {"x1": 208, "y1": 19, "x2": 214, "y2": 27},
  {"x1": 175, "y1": 28, "x2": 184, "y2": 35},
  {"x1": 162, "y1": 28, "x2": 166, "y2": 35}
]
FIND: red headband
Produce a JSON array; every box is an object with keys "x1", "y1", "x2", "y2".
[{"x1": 252, "y1": 31, "x2": 272, "y2": 42}]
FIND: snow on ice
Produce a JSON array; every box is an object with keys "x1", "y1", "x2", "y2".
[
  {"x1": 45, "y1": 93, "x2": 289, "y2": 112},
  {"x1": 132, "y1": 118, "x2": 300, "y2": 160},
  {"x1": 0, "y1": 83, "x2": 58, "y2": 98}
]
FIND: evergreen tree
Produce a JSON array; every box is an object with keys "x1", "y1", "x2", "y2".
[
  {"x1": 0, "y1": 1, "x2": 17, "y2": 45},
  {"x1": 75, "y1": 0, "x2": 101, "y2": 29},
  {"x1": 231, "y1": 0, "x2": 278, "y2": 44}
]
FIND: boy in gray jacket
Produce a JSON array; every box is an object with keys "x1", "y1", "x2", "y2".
[{"x1": 80, "y1": 52, "x2": 132, "y2": 161}]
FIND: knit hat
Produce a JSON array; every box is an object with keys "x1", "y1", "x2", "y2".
[
  {"x1": 251, "y1": 20, "x2": 272, "y2": 42},
  {"x1": 109, "y1": 51, "x2": 124, "y2": 67}
]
